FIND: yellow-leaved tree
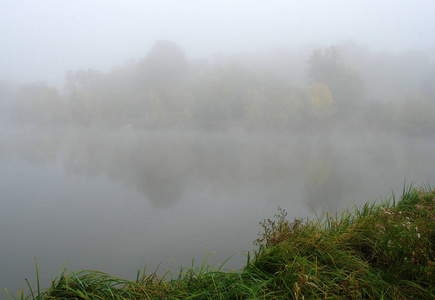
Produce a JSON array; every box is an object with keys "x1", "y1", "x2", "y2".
[{"x1": 307, "y1": 82, "x2": 335, "y2": 123}]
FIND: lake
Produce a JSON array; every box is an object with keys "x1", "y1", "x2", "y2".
[{"x1": 1, "y1": 125, "x2": 434, "y2": 297}]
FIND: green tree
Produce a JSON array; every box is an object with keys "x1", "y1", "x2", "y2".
[
  {"x1": 193, "y1": 62, "x2": 255, "y2": 129},
  {"x1": 307, "y1": 46, "x2": 365, "y2": 114},
  {"x1": 135, "y1": 41, "x2": 190, "y2": 127},
  {"x1": 137, "y1": 40, "x2": 188, "y2": 90},
  {"x1": 243, "y1": 82, "x2": 304, "y2": 130},
  {"x1": 308, "y1": 46, "x2": 344, "y2": 83},
  {"x1": 64, "y1": 70, "x2": 105, "y2": 126},
  {"x1": 398, "y1": 94, "x2": 434, "y2": 134},
  {"x1": 12, "y1": 82, "x2": 64, "y2": 125}
]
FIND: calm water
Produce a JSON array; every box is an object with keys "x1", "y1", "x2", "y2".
[{"x1": 1, "y1": 125, "x2": 434, "y2": 296}]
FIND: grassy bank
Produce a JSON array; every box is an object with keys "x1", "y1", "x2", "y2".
[{"x1": 4, "y1": 182, "x2": 435, "y2": 299}]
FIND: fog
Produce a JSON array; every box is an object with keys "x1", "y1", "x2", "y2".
[
  {"x1": 1, "y1": 1, "x2": 435, "y2": 297},
  {"x1": 1, "y1": 0, "x2": 434, "y2": 85}
]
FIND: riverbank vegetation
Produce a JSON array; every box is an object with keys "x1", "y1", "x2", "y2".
[{"x1": 4, "y1": 182, "x2": 435, "y2": 299}]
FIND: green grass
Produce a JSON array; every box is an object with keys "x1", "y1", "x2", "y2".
[{"x1": 3, "y1": 182, "x2": 435, "y2": 299}]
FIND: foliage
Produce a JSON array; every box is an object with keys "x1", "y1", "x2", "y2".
[
  {"x1": 398, "y1": 95, "x2": 435, "y2": 135},
  {"x1": 10, "y1": 82, "x2": 64, "y2": 125},
  {"x1": 243, "y1": 83, "x2": 304, "y2": 130},
  {"x1": 307, "y1": 45, "x2": 344, "y2": 84},
  {"x1": 137, "y1": 40, "x2": 188, "y2": 89},
  {"x1": 307, "y1": 82, "x2": 335, "y2": 125},
  {"x1": 251, "y1": 183, "x2": 435, "y2": 299},
  {"x1": 2, "y1": 41, "x2": 435, "y2": 134},
  {"x1": 307, "y1": 45, "x2": 365, "y2": 113}
]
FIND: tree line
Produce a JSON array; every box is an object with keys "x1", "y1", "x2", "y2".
[{"x1": 1, "y1": 40, "x2": 434, "y2": 134}]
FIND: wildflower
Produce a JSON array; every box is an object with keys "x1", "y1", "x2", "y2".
[{"x1": 418, "y1": 233, "x2": 421, "y2": 238}]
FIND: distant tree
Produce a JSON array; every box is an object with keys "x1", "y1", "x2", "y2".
[
  {"x1": 0, "y1": 81, "x2": 15, "y2": 120},
  {"x1": 137, "y1": 40, "x2": 188, "y2": 90},
  {"x1": 64, "y1": 70, "x2": 105, "y2": 126},
  {"x1": 243, "y1": 88, "x2": 264, "y2": 125},
  {"x1": 308, "y1": 82, "x2": 334, "y2": 108},
  {"x1": 193, "y1": 61, "x2": 255, "y2": 128},
  {"x1": 308, "y1": 46, "x2": 344, "y2": 83},
  {"x1": 420, "y1": 63, "x2": 435, "y2": 102},
  {"x1": 64, "y1": 69, "x2": 104, "y2": 93},
  {"x1": 307, "y1": 46, "x2": 365, "y2": 113},
  {"x1": 307, "y1": 82, "x2": 335, "y2": 125},
  {"x1": 398, "y1": 94, "x2": 434, "y2": 134},
  {"x1": 12, "y1": 82, "x2": 64, "y2": 124},
  {"x1": 396, "y1": 50, "x2": 432, "y2": 93},
  {"x1": 243, "y1": 82, "x2": 304, "y2": 130},
  {"x1": 133, "y1": 41, "x2": 190, "y2": 126},
  {"x1": 72, "y1": 90, "x2": 103, "y2": 126},
  {"x1": 0, "y1": 81, "x2": 14, "y2": 101}
]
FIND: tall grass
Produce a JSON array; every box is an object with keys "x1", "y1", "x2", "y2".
[{"x1": 3, "y1": 182, "x2": 435, "y2": 299}]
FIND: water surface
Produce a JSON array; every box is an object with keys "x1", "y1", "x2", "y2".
[{"x1": 1, "y1": 126, "x2": 434, "y2": 296}]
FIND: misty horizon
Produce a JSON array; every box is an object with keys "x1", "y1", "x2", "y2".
[
  {"x1": 2, "y1": 39, "x2": 435, "y2": 88},
  {"x1": 1, "y1": 1, "x2": 434, "y2": 85}
]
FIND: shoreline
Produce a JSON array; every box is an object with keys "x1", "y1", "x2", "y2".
[{"x1": 4, "y1": 182, "x2": 435, "y2": 299}]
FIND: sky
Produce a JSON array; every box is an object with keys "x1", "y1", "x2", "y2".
[{"x1": 1, "y1": 0, "x2": 434, "y2": 85}]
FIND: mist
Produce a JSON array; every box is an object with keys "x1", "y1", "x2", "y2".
[
  {"x1": 1, "y1": 0, "x2": 434, "y2": 85},
  {"x1": 1, "y1": 1, "x2": 435, "y2": 297}
]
